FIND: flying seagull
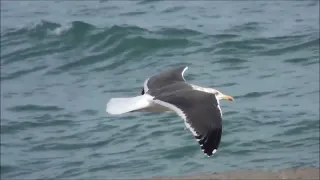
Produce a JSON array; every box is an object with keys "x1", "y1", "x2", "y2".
[{"x1": 106, "y1": 66, "x2": 234, "y2": 157}]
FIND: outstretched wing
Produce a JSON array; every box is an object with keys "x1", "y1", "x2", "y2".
[
  {"x1": 153, "y1": 89, "x2": 223, "y2": 157},
  {"x1": 141, "y1": 66, "x2": 188, "y2": 94}
]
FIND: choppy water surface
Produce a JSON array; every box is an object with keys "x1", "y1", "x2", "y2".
[{"x1": 1, "y1": 1, "x2": 319, "y2": 179}]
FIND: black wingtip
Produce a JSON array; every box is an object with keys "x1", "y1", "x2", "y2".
[{"x1": 196, "y1": 128, "x2": 222, "y2": 157}]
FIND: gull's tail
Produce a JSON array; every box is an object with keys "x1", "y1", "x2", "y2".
[{"x1": 106, "y1": 95, "x2": 151, "y2": 115}]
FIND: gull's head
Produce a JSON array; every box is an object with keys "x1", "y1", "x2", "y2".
[{"x1": 212, "y1": 89, "x2": 234, "y2": 102}]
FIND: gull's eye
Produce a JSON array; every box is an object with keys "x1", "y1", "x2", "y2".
[{"x1": 214, "y1": 92, "x2": 219, "y2": 95}]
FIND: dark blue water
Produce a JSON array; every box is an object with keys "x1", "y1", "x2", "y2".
[{"x1": 1, "y1": 1, "x2": 319, "y2": 179}]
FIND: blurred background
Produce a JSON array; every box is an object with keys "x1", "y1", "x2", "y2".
[{"x1": 1, "y1": 0, "x2": 319, "y2": 179}]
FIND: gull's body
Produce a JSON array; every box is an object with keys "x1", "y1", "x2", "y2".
[{"x1": 106, "y1": 66, "x2": 234, "y2": 157}]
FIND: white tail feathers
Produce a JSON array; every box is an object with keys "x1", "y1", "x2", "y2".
[{"x1": 106, "y1": 95, "x2": 152, "y2": 115}]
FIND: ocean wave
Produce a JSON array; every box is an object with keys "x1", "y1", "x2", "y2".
[
  {"x1": 226, "y1": 22, "x2": 266, "y2": 33},
  {"x1": 241, "y1": 91, "x2": 277, "y2": 98},
  {"x1": 30, "y1": 137, "x2": 114, "y2": 151},
  {"x1": 214, "y1": 57, "x2": 248, "y2": 64},
  {"x1": 7, "y1": 104, "x2": 63, "y2": 112},
  {"x1": 0, "y1": 165, "x2": 17, "y2": 177},
  {"x1": 1, "y1": 119, "x2": 74, "y2": 134},
  {"x1": 1, "y1": 65, "x2": 48, "y2": 81},
  {"x1": 261, "y1": 37, "x2": 319, "y2": 56},
  {"x1": 161, "y1": 6, "x2": 185, "y2": 14},
  {"x1": 2, "y1": 21, "x2": 202, "y2": 76},
  {"x1": 1, "y1": 20, "x2": 201, "y2": 51},
  {"x1": 215, "y1": 39, "x2": 267, "y2": 51},
  {"x1": 156, "y1": 27, "x2": 203, "y2": 37},
  {"x1": 137, "y1": 0, "x2": 161, "y2": 5},
  {"x1": 273, "y1": 92, "x2": 295, "y2": 98},
  {"x1": 1, "y1": 20, "x2": 96, "y2": 68},
  {"x1": 1, "y1": 20, "x2": 95, "y2": 38},
  {"x1": 277, "y1": 120, "x2": 318, "y2": 137},
  {"x1": 161, "y1": 144, "x2": 198, "y2": 159},
  {"x1": 283, "y1": 56, "x2": 319, "y2": 66}
]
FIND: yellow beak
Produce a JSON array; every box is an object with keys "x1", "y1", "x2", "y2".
[{"x1": 222, "y1": 95, "x2": 234, "y2": 102}]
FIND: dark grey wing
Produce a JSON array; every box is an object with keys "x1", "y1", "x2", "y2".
[
  {"x1": 153, "y1": 90, "x2": 222, "y2": 157},
  {"x1": 147, "y1": 81, "x2": 193, "y2": 97},
  {"x1": 142, "y1": 66, "x2": 188, "y2": 94}
]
